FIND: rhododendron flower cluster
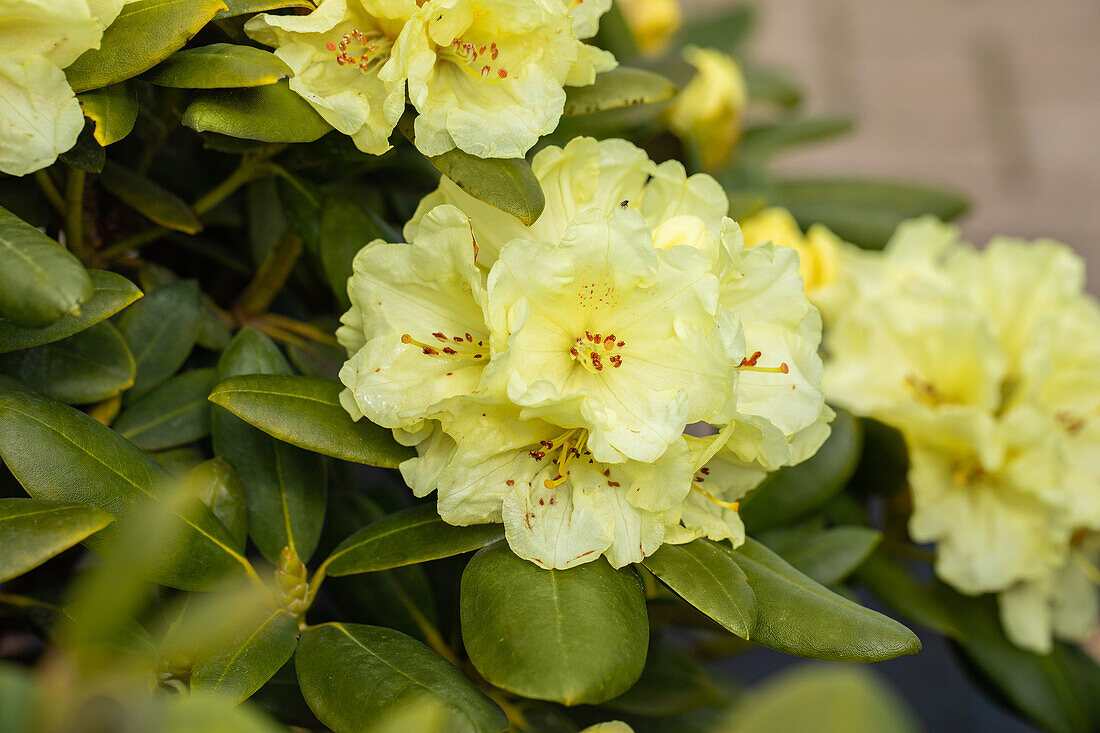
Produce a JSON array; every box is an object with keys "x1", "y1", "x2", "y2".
[
  {"x1": 337, "y1": 137, "x2": 830, "y2": 569},
  {"x1": 824, "y1": 217, "x2": 1100, "y2": 653}
]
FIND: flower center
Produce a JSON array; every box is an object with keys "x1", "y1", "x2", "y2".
[
  {"x1": 400, "y1": 331, "x2": 486, "y2": 360},
  {"x1": 569, "y1": 331, "x2": 625, "y2": 373},
  {"x1": 326, "y1": 29, "x2": 392, "y2": 73},
  {"x1": 442, "y1": 37, "x2": 511, "y2": 81},
  {"x1": 526, "y1": 429, "x2": 591, "y2": 489}
]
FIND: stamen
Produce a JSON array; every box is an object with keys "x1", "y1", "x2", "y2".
[
  {"x1": 735, "y1": 351, "x2": 788, "y2": 374},
  {"x1": 401, "y1": 332, "x2": 484, "y2": 360},
  {"x1": 691, "y1": 483, "x2": 740, "y2": 512}
]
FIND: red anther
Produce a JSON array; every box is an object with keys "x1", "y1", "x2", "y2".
[
  {"x1": 570, "y1": 347, "x2": 579, "y2": 357},
  {"x1": 617, "y1": 340, "x2": 625, "y2": 347},
  {"x1": 326, "y1": 41, "x2": 337, "y2": 51},
  {"x1": 779, "y1": 362, "x2": 789, "y2": 374},
  {"x1": 432, "y1": 331, "x2": 446, "y2": 340},
  {"x1": 465, "y1": 333, "x2": 473, "y2": 342},
  {"x1": 603, "y1": 335, "x2": 616, "y2": 349},
  {"x1": 442, "y1": 347, "x2": 457, "y2": 355},
  {"x1": 498, "y1": 68, "x2": 507, "y2": 78}
]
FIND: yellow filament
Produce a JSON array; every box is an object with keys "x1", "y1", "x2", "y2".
[{"x1": 691, "y1": 483, "x2": 740, "y2": 512}]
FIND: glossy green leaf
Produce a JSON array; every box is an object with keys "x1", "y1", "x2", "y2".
[
  {"x1": 183, "y1": 80, "x2": 332, "y2": 143},
  {"x1": 297, "y1": 623, "x2": 507, "y2": 733},
  {"x1": 324, "y1": 504, "x2": 504, "y2": 576},
  {"x1": 0, "y1": 270, "x2": 142, "y2": 354},
  {"x1": 399, "y1": 116, "x2": 544, "y2": 226},
  {"x1": 100, "y1": 161, "x2": 202, "y2": 234},
  {"x1": 771, "y1": 178, "x2": 970, "y2": 249},
  {"x1": 217, "y1": 0, "x2": 313, "y2": 17},
  {"x1": 209, "y1": 374, "x2": 414, "y2": 467},
  {"x1": 146, "y1": 43, "x2": 292, "y2": 88},
  {"x1": 78, "y1": 83, "x2": 139, "y2": 146},
  {"x1": 730, "y1": 538, "x2": 920, "y2": 662},
  {"x1": 0, "y1": 322, "x2": 134, "y2": 404},
  {"x1": 641, "y1": 539, "x2": 756, "y2": 638},
  {"x1": 58, "y1": 121, "x2": 105, "y2": 172},
  {"x1": 0, "y1": 205, "x2": 92, "y2": 327},
  {"x1": 65, "y1": 0, "x2": 230, "y2": 93},
  {"x1": 604, "y1": 638, "x2": 718, "y2": 717},
  {"x1": 250, "y1": 660, "x2": 323, "y2": 730},
  {"x1": 185, "y1": 458, "x2": 247, "y2": 551},
  {"x1": 191, "y1": 608, "x2": 300, "y2": 703},
  {"x1": 740, "y1": 407, "x2": 862, "y2": 532},
  {"x1": 461, "y1": 542, "x2": 648, "y2": 705},
  {"x1": 776, "y1": 526, "x2": 881, "y2": 586},
  {"x1": 738, "y1": 117, "x2": 853, "y2": 160},
  {"x1": 0, "y1": 498, "x2": 113, "y2": 582},
  {"x1": 211, "y1": 329, "x2": 326, "y2": 563},
  {"x1": 117, "y1": 279, "x2": 203, "y2": 397},
  {"x1": 730, "y1": 664, "x2": 919, "y2": 733},
  {"x1": 319, "y1": 194, "x2": 385, "y2": 310},
  {"x1": 0, "y1": 380, "x2": 250, "y2": 590},
  {"x1": 563, "y1": 67, "x2": 677, "y2": 116},
  {"x1": 114, "y1": 368, "x2": 215, "y2": 450}
]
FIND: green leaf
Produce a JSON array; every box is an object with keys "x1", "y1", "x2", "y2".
[
  {"x1": 323, "y1": 504, "x2": 504, "y2": 576},
  {"x1": 461, "y1": 541, "x2": 648, "y2": 705},
  {"x1": 740, "y1": 407, "x2": 862, "y2": 532},
  {"x1": 78, "y1": 83, "x2": 139, "y2": 146},
  {"x1": 114, "y1": 368, "x2": 216, "y2": 450},
  {"x1": 211, "y1": 328, "x2": 326, "y2": 563},
  {"x1": 117, "y1": 279, "x2": 203, "y2": 397},
  {"x1": 641, "y1": 539, "x2": 756, "y2": 638},
  {"x1": 216, "y1": 0, "x2": 314, "y2": 17},
  {"x1": 730, "y1": 664, "x2": 919, "y2": 733},
  {"x1": 146, "y1": 43, "x2": 292, "y2": 88},
  {"x1": 0, "y1": 380, "x2": 250, "y2": 590},
  {"x1": 563, "y1": 67, "x2": 677, "y2": 116},
  {"x1": 65, "y1": 0, "x2": 230, "y2": 93},
  {"x1": 744, "y1": 66, "x2": 802, "y2": 108},
  {"x1": 0, "y1": 322, "x2": 134, "y2": 404},
  {"x1": 58, "y1": 121, "x2": 105, "y2": 172},
  {"x1": 399, "y1": 116, "x2": 544, "y2": 226},
  {"x1": 319, "y1": 194, "x2": 385, "y2": 310},
  {"x1": 730, "y1": 538, "x2": 920, "y2": 662},
  {"x1": 0, "y1": 270, "x2": 142, "y2": 354},
  {"x1": 100, "y1": 161, "x2": 203, "y2": 234},
  {"x1": 191, "y1": 608, "x2": 300, "y2": 703},
  {"x1": 275, "y1": 173, "x2": 322, "y2": 254},
  {"x1": 0, "y1": 205, "x2": 92, "y2": 327},
  {"x1": 770, "y1": 178, "x2": 970, "y2": 249},
  {"x1": 209, "y1": 374, "x2": 414, "y2": 467},
  {"x1": 185, "y1": 457, "x2": 248, "y2": 550},
  {"x1": 296, "y1": 623, "x2": 507, "y2": 733},
  {"x1": 738, "y1": 117, "x2": 853, "y2": 160},
  {"x1": 673, "y1": 6, "x2": 755, "y2": 52},
  {"x1": 604, "y1": 638, "x2": 718, "y2": 717},
  {"x1": 250, "y1": 660, "x2": 323, "y2": 730},
  {"x1": 775, "y1": 526, "x2": 881, "y2": 586},
  {"x1": 0, "y1": 498, "x2": 113, "y2": 582},
  {"x1": 183, "y1": 80, "x2": 332, "y2": 143}
]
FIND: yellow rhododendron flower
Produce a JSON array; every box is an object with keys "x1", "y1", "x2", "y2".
[
  {"x1": 245, "y1": 0, "x2": 415, "y2": 155},
  {"x1": 339, "y1": 137, "x2": 830, "y2": 569},
  {"x1": 0, "y1": 0, "x2": 126, "y2": 176},
  {"x1": 617, "y1": 0, "x2": 681, "y2": 55},
  {"x1": 740, "y1": 207, "x2": 846, "y2": 298},
  {"x1": 667, "y1": 46, "x2": 746, "y2": 172},
  {"x1": 824, "y1": 216, "x2": 1100, "y2": 652},
  {"x1": 390, "y1": 0, "x2": 615, "y2": 158}
]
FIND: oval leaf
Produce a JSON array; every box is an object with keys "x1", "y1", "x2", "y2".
[
  {"x1": 183, "y1": 80, "x2": 332, "y2": 143},
  {"x1": 0, "y1": 270, "x2": 142, "y2": 354},
  {"x1": 319, "y1": 194, "x2": 384, "y2": 310},
  {"x1": 100, "y1": 161, "x2": 203, "y2": 234},
  {"x1": 738, "y1": 117, "x2": 853, "y2": 161},
  {"x1": 563, "y1": 67, "x2": 677, "y2": 116},
  {"x1": 208, "y1": 374, "x2": 414, "y2": 468},
  {"x1": 324, "y1": 504, "x2": 504, "y2": 576},
  {"x1": 740, "y1": 407, "x2": 862, "y2": 532},
  {"x1": 296, "y1": 623, "x2": 507, "y2": 733},
  {"x1": 191, "y1": 608, "x2": 299, "y2": 703},
  {"x1": 212, "y1": 329, "x2": 326, "y2": 563},
  {"x1": 641, "y1": 538, "x2": 757, "y2": 639},
  {"x1": 398, "y1": 116, "x2": 543, "y2": 226},
  {"x1": 0, "y1": 322, "x2": 134, "y2": 404},
  {"x1": 78, "y1": 83, "x2": 139, "y2": 146},
  {"x1": 0, "y1": 498, "x2": 113, "y2": 582},
  {"x1": 461, "y1": 542, "x2": 648, "y2": 706},
  {"x1": 0, "y1": 205, "x2": 92, "y2": 327},
  {"x1": 185, "y1": 457, "x2": 248, "y2": 551},
  {"x1": 65, "y1": 0, "x2": 230, "y2": 93},
  {"x1": 114, "y1": 368, "x2": 216, "y2": 450},
  {"x1": 0, "y1": 380, "x2": 250, "y2": 590},
  {"x1": 146, "y1": 43, "x2": 292, "y2": 88},
  {"x1": 117, "y1": 279, "x2": 203, "y2": 397},
  {"x1": 217, "y1": 0, "x2": 314, "y2": 17},
  {"x1": 730, "y1": 537, "x2": 920, "y2": 662}
]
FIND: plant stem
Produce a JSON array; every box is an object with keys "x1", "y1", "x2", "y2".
[
  {"x1": 65, "y1": 168, "x2": 86, "y2": 259},
  {"x1": 234, "y1": 229, "x2": 303, "y2": 316},
  {"x1": 262, "y1": 313, "x2": 341, "y2": 346},
  {"x1": 34, "y1": 170, "x2": 66, "y2": 215}
]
